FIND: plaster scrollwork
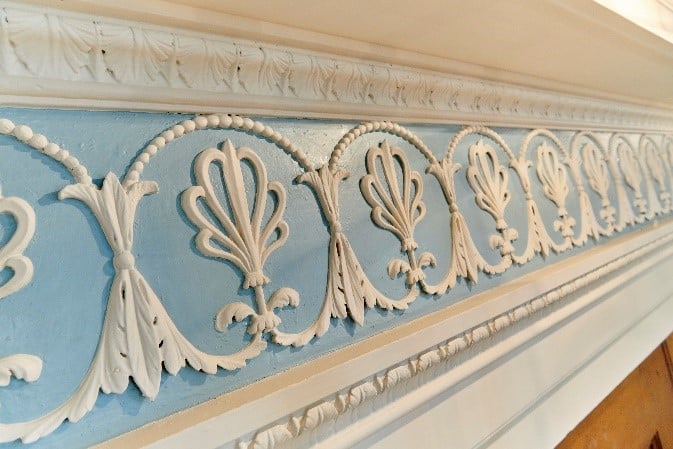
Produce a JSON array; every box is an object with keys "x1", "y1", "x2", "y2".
[
  {"x1": 536, "y1": 131, "x2": 603, "y2": 246},
  {"x1": 0, "y1": 355, "x2": 41, "y2": 387},
  {"x1": 657, "y1": 136, "x2": 673, "y2": 207},
  {"x1": 181, "y1": 140, "x2": 299, "y2": 337},
  {"x1": 535, "y1": 142, "x2": 576, "y2": 241},
  {"x1": 0, "y1": 119, "x2": 90, "y2": 399},
  {"x1": 360, "y1": 140, "x2": 436, "y2": 287},
  {"x1": 507, "y1": 133, "x2": 566, "y2": 262},
  {"x1": 1, "y1": 112, "x2": 673, "y2": 444},
  {"x1": 425, "y1": 157, "x2": 493, "y2": 294},
  {"x1": 466, "y1": 140, "x2": 517, "y2": 266},
  {"x1": 4, "y1": 5, "x2": 673, "y2": 129},
  {"x1": 0, "y1": 192, "x2": 35, "y2": 300},
  {"x1": 0, "y1": 190, "x2": 42, "y2": 390},
  {"x1": 421, "y1": 127, "x2": 516, "y2": 295},
  {"x1": 577, "y1": 138, "x2": 616, "y2": 234},
  {"x1": 240, "y1": 231, "x2": 673, "y2": 449},
  {"x1": 615, "y1": 136, "x2": 649, "y2": 222},
  {"x1": 0, "y1": 117, "x2": 283, "y2": 443},
  {"x1": 607, "y1": 134, "x2": 638, "y2": 230},
  {"x1": 640, "y1": 136, "x2": 670, "y2": 214},
  {"x1": 636, "y1": 140, "x2": 664, "y2": 219},
  {"x1": 272, "y1": 164, "x2": 418, "y2": 347},
  {"x1": 664, "y1": 136, "x2": 673, "y2": 175}
]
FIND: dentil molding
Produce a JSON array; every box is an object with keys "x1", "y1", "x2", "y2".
[{"x1": 1, "y1": 2, "x2": 673, "y2": 130}]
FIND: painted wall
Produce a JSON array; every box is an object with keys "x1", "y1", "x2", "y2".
[{"x1": 0, "y1": 107, "x2": 668, "y2": 447}]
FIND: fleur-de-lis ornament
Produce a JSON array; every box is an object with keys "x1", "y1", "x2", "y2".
[
  {"x1": 182, "y1": 140, "x2": 300, "y2": 336},
  {"x1": 360, "y1": 140, "x2": 435, "y2": 286}
]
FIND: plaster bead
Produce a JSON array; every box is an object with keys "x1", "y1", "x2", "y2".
[
  {"x1": 0, "y1": 119, "x2": 15, "y2": 134},
  {"x1": 152, "y1": 137, "x2": 166, "y2": 148},
  {"x1": 29, "y1": 134, "x2": 48, "y2": 149},
  {"x1": 56, "y1": 150, "x2": 69, "y2": 162},
  {"x1": 182, "y1": 120, "x2": 196, "y2": 132},
  {"x1": 73, "y1": 166, "x2": 88, "y2": 180},
  {"x1": 64, "y1": 156, "x2": 80, "y2": 169},
  {"x1": 14, "y1": 125, "x2": 33, "y2": 142},
  {"x1": 206, "y1": 114, "x2": 220, "y2": 127},
  {"x1": 172, "y1": 125, "x2": 185, "y2": 137},
  {"x1": 219, "y1": 115, "x2": 233, "y2": 127},
  {"x1": 252, "y1": 122, "x2": 264, "y2": 134},
  {"x1": 194, "y1": 116, "x2": 208, "y2": 129},
  {"x1": 43, "y1": 143, "x2": 60, "y2": 156}
]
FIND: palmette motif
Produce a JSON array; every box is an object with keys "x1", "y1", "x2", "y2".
[
  {"x1": 0, "y1": 173, "x2": 266, "y2": 444},
  {"x1": 556, "y1": 136, "x2": 604, "y2": 246},
  {"x1": 617, "y1": 138, "x2": 649, "y2": 222},
  {"x1": 0, "y1": 191, "x2": 43, "y2": 395},
  {"x1": 181, "y1": 141, "x2": 299, "y2": 336},
  {"x1": 360, "y1": 140, "x2": 436, "y2": 287},
  {"x1": 467, "y1": 140, "x2": 518, "y2": 263},
  {"x1": 425, "y1": 158, "x2": 495, "y2": 294},
  {"x1": 536, "y1": 142, "x2": 576, "y2": 240},
  {"x1": 0, "y1": 114, "x2": 671, "y2": 444},
  {"x1": 581, "y1": 141, "x2": 616, "y2": 233},
  {"x1": 0, "y1": 194, "x2": 35, "y2": 300},
  {"x1": 273, "y1": 166, "x2": 417, "y2": 347},
  {"x1": 607, "y1": 135, "x2": 638, "y2": 231},
  {"x1": 640, "y1": 136, "x2": 671, "y2": 214}
]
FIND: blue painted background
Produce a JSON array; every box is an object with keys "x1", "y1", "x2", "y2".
[{"x1": 0, "y1": 108, "x2": 653, "y2": 447}]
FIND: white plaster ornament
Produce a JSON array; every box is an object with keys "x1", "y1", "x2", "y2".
[
  {"x1": 2, "y1": 4, "x2": 673, "y2": 131},
  {"x1": 0, "y1": 114, "x2": 670, "y2": 444},
  {"x1": 0, "y1": 190, "x2": 42, "y2": 391},
  {"x1": 360, "y1": 140, "x2": 436, "y2": 287},
  {"x1": 181, "y1": 140, "x2": 299, "y2": 337}
]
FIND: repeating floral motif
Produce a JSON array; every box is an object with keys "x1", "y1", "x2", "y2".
[
  {"x1": 536, "y1": 142, "x2": 576, "y2": 240},
  {"x1": 182, "y1": 141, "x2": 299, "y2": 337},
  {"x1": 616, "y1": 136, "x2": 649, "y2": 222},
  {"x1": 467, "y1": 140, "x2": 517, "y2": 262},
  {"x1": 360, "y1": 140, "x2": 436, "y2": 286},
  {"x1": 1, "y1": 5, "x2": 673, "y2": 130},
  {"x1": 0, "y1": 190, "x2": 42, "y2": 396},
  {"x1": 0, "y1": 113, "x2": 672, "y2": 444}
]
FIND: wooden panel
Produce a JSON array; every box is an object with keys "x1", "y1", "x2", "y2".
[{"x1": 557, "y1": 336, "x2": 673, "y2": 449}]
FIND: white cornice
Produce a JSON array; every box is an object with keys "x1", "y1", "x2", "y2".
[{"x1": 1, "y1": 2, "x2": 673, "y2": 131}]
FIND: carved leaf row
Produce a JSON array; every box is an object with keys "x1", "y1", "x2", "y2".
[
  {"x1": 0, "y1": 114, "x2": 672, "y2": 444},
  {"x1": 1, "y1": 5, "x2": 671, "y2": 130}
]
